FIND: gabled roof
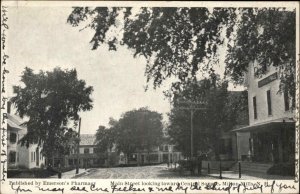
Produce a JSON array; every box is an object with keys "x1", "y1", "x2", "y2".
[{"x1": 80, "y1": 134, "x2": 96, "y2": 146}]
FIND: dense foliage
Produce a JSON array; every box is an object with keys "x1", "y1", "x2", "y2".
[
  {"x1": 116, "y1": 108, "x2": 164, "y2": 155},
  {"x1": 267, "y1": 163, "x2": 295, "y2": 176},
  {"x1": 95, "y1": 123, "x2": 116, "y2": 153},
  {"x1": 168, "y1": 75, "x2": 248, "y2": 159},
  {"x1": 67, "y1": 7, "x2": 296, "y2": 106},
  {"x1": 12, "y1": 67, "x2": 93, "y2": 159},
  {"x1": 95, "y1": 108, "x2": 164, "y2": 163}
]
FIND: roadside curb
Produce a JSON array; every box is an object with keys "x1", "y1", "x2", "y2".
[
  {"x1": 205, "y1": 174, "x2": 239, "y2": 180},
  {"x1": 72, "y1": 170, "x2": 89, "y2": 178},
  {"x1": 49, "y1": 169, "x2": 89, "y2": 179}
]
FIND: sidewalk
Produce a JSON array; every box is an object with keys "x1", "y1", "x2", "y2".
[
  {"x1": 49, "y1": 168, "x2": 89, "y2": 179},
  {"x1": 206, "y1": 171, "x2": 294, "y2": 180}
]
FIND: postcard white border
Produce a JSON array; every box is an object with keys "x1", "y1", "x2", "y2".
[{"x1": 1, "y1": 1, "x2": 299, "y2": 194}]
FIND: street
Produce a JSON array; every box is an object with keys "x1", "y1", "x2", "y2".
[{"x1": 74, "y1": 164, "x2": 212, "y2": 179}]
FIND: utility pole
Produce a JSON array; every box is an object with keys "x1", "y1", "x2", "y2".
[
  {"x1": 76, "y1": 117, "x2": 81, "y2": 174},
  {"x1": 190, "y1": 109, "x2": 194, "y2": 158},
  {"x1": 174, "y1": 100, "x2": 205, "y2": 160}
]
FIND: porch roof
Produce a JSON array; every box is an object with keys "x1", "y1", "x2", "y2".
[
  {"x1": 231, "y1": 117, "x2": 295, "y2": 133},
  {"x1": 7, "y1": 114, "x2": 26, "y2": 131}
]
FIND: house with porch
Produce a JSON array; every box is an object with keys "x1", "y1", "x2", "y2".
[
  {"x1": 232, "y1": 61, "x2": 295, "y2": 164},
  {"x1": 218, "y1": 91, "x2": 249, "y2": 161},
  {"x1": 63, "y1": 133, "x2": 183, "y2": 167},
  {"x1": 64, "y1": 134, "x2": 102, "y2": 168},
  {"x1": 128, "y1": 144, "x2": 183, "y2": 165}
]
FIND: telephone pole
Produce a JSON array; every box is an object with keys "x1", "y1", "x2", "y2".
[
  {"x1": 76, "y1": 117, "x2": 81, "y2": 174},
  {"x1": 190, "y1": 109, "x2": 194, "y2": 158},
  {"x1": 174, "y1": 101, "x2": 205, "y2": 160}
]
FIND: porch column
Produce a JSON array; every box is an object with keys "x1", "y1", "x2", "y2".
[
  {"x1": 278, "y1": 129, "x2": 283, "y2": 162},
  {"x1": 236, "y1": 132, "x2": 241, "y2": 160}
]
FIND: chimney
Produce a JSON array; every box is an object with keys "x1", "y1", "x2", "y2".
[{"x1": 7, "y1": 101, "x2": 11, "y2": 114}]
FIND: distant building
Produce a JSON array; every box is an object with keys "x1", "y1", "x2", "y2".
[
  {"x1": 232, "y1": 61, "x2": 295, "y2": 163},
  {"x1": 65, "y1": 134, "x2": 101, "y2": 168},
  {"x1": 63, "y1": 133, "x2": 183, "y2": 167},
  {"x1": 7, "y1": 101, "x2": 45, "y2": 169},
  {"x1": 128, "y1": 144, "x2": 183, "y2": 165}
]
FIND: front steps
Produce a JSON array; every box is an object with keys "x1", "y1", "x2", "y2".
[{"x1": 230, "y1": 161, "x2": 273, "y2": 174}]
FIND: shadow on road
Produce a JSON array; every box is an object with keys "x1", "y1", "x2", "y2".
[{"x1": 156, "y1": 169, "x2": 212, "y2": 179}]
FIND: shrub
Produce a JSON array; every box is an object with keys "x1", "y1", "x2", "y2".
[
  {"x1": 178, "y1": 159, "x2": 197, "y2": 171},
  {"x1": 267, "y1": 163, "x2": 295, "y2": 176},
  {"x1": 8, "y1": 168, "x2": 57, "y2": 178}
]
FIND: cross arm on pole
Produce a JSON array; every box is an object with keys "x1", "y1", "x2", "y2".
[{"x1": 173, "y1": 107, "x2": 206, "y2": 111}]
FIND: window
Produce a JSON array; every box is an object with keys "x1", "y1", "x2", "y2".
[
  {"x1": 84, "y1": 148, "x2": 89, "y2": 154},
  {"x1": 9, "y1": 151, "x2": 16, "y2": 163},
  {"x1": 253, "y1": 96, "x2": 257, "y2": 119},
  {"x1": 7, "y1": 101, "x2": 11, "y2": 114},
  {"x1": 164, "y1": 145, "x2": 168, "y2": 152},
  {"x1": 129, "y1": 154, "x2": 137, "y2": 161},
  {"x1": 31, "y1": 152, "x2": 34, "y2": 162},
  {"x1": 31, "y1": 152, "x2": 36, "y2": 162},
  {"x1": 284, "y1": 90, "x2": 290, "y2": 111},
  {"x1": 10, "y1": 133, "x2": 17, "y2": 144},
  {"x1": 267, "y1": 90, "x2": 272, "y2": 115},
  {"x1": 159, "y1": 146, "x2": 163, "y2": 151}
]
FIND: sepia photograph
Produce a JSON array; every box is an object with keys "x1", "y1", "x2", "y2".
[{"x1": 0, "y1": 1, "x2": 299, "y2": 193}]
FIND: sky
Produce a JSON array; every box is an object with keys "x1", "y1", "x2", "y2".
[{"x1": 6, "y1": 6, "x2": 243, "y2": 134}]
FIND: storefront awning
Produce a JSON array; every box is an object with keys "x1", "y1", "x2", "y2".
[{"x1": 231, "y1": 118, "x2": 295, "y2": 133}]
